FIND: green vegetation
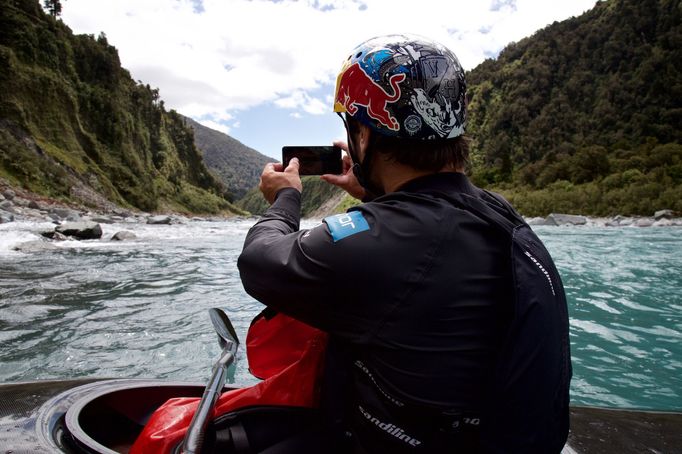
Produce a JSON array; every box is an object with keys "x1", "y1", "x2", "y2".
[
  {"x1": 236, "y1": 177, "x2": 352, "y2": 218},
  {"x1": 467, "y1": 0, "x2": 681, "y2": 216},
  {"x1": 0, "y1": 0, "x2": 239, "y2": 214}
]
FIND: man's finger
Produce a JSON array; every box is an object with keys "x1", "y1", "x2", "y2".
[
  {"x1": 263, "y1": 162, "x2": 278, "y2": 174},
  {"x1": 333, "y1": 140, "x2": 349, "y2": 152},
  {"x1": 284, "y1": 157, "x2": 299, "y2": 174}
]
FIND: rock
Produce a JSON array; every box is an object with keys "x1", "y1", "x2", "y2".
[
  {"x1": 12, "y1": 197, "x2": 29, "y2": 207},
  {"x1": 111, "y1": 230, "x2": 136, "y2": 241},
  {"x1": 47, "y1": 212, "x2": 61, "y2": 221},
  {"x1": 41, "y1": 231, "x2": 69, "y2": 240},
  {"x1": 49, "y1": 207, "x2": 71, "y2": 219},
  {"x1": 653, "y1": 218, "x2": 673, "y2": 227},
  {"x1": 547, "y1": 213, "x2": 588, "y2": 226},
  {"x1": 13, "y1": 240, "x2": 59, "y2": 252},
  {"x1": 147, "y1": 215, "x2": 172, "y2": 225},
  {"x1": 0, "y1": 200, "x2": 13, "y2": 210},
  {"x1": 609, "y1": 216, "x2": 633, "y2": 226},
  {"x1": 66, "y1": 213, "x2": 82, "y2": 222},
  {"x1": 634, "y1": 218, "x2": 654, "y2": 227},
  {"x1": 0, "y1": 212, "x2": 14, "y2": 223},
  {"x1": 0, "y1": 194, "x2": 4, "y2": 201},
  {"x1": 2, "y1": 189, "x2": 15, "y2": 200},
  {"x1": 90, "y1": 215, "x2": 114, "y2": 224},
  {"x1": 55, "y1": 222, "x2": 103, "y2": 239},
  {"x1": 28, "y1": 200, "x2": 42, "y2": 210},
  {"x1": 654, "y1": 209, "x2": 674, "y2": 220},
  {"x1": 527, "y1": 217, "x2": 551, "y2": 226}
]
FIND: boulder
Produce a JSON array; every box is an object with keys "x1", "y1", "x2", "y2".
[
  {"x1": 0, "y1": 212, "x2": 14, "y2": 223},
  {"x1": 13, "y1": 240, "x2": 59, "y2": 252},
  {"x1": 111, "y1": 230, "x2": 137, "y2": 241},
  {"x1": 653, "y1": 218, "x2": 673, "y2": 227},
  {"x1": 547, "y1": 213, "x2": 588, "y2": 226},
  {"x1": 147, "y1": 215, "x2": 172, "y2": 225},
  {"x1": 66, "y1": 213, "x2": 82, "y2": 222},
  {"x1": 2, "y1": 189, "x2": 15, "y2": 200},
  {"x1": 526, "y1": 217, "x2": 551, "y2": 226},
  {"x1": 90, "y1": 215, "x2": 114, "y2": 224},
  {"x1": 41, "y1": 230, "x2": 69, "y2": 241},
  {"x1": 49, "y1": 207, "x2": 71, "y2": 219},
  {"x1": 28, "y1": 200, "x2": 42, "y2": 210},
  {"x1": 654, "y1": 209, "x2": 674, "y2": 220},
  {"x1": 0, "y1": 194, "x2": 4, "y2": 201},
  {"x1": 634, "y1": 218, "x2": 654, "y2": 227},
  {"x1": 12, "y1": 197, "x2": 29, "y2": 207},
  {"x1": 55, "y1": 222, "x2": 103, "y2": 239}
]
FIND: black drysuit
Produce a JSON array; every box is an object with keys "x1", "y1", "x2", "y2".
[{"x1": 238, "y1": 172, "x2": 566, "y2": 452}]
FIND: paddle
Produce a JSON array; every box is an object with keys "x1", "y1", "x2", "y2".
[{"x1": 181, "y1": 308, "x2": 240, "y2": 454}]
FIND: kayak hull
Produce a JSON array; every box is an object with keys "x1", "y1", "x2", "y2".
[{"x1": 0, "y1": 379, "x2": 680, "y2": 453}]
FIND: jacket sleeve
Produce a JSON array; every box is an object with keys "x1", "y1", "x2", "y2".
[{"x1": 237, "y1": 188, "x2": 376, "y2": 342}]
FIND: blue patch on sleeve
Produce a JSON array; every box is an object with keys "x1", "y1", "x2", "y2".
[{"x1": 324, "y1": 211, "x2": 370, "y2": 243}]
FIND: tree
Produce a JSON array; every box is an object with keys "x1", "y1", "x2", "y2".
[{"x1": 43, "y1": 0, "x2": 63, "y2": 17}]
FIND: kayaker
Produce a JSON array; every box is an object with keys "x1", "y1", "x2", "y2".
[{"x1": 238, "y1": 34, "x2": 571, "y2": 453}]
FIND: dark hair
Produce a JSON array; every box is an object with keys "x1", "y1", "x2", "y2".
[{"x1": 347, "y1": 116, "x2": 470, "y2": 172}]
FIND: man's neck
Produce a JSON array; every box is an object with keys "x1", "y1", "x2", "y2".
[{"x1": 372, "y1": 156, "x2": 464, "y2": 193}]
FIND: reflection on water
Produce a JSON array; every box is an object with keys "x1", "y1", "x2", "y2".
[{"x1": 0, "y1": 220, "x2": 680, "y2": 411}]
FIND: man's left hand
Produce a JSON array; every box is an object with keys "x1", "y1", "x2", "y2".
[{"x1": 259, "y1": 158, "x2": 303, "y2": 204}]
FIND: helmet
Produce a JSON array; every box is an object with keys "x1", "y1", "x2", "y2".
[{"x1": 333, "y1": 34, "x2": 466, "y2": 140}]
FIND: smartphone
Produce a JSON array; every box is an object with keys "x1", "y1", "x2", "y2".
[{"x1": 282, "y1": 146, "x2": 342, "y2": 176}]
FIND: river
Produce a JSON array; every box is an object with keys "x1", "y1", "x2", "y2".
[{"x1": 0, "y1": 219, "x2": 680, "y2": 411}]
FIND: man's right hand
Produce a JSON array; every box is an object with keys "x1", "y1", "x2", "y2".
[
  {"x1": 320, "y1": 141, "x2": 366, "y2": 200},
  {"x1": 259, "y1": 158, "x2": 303, "y2": 204}
]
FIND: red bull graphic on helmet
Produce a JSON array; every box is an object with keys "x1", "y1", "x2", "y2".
[{"x1": 334, "y1": 62, "x2": 406, "y2": 131}]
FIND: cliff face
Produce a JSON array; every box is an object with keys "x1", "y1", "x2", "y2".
[{"x1": 0, "y1": 0, "x2": 239, "y2": 214}]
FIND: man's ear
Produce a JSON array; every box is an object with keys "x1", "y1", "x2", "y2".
[{"x1": 356, "y1": 123, "x2": 371, "y2": 161}]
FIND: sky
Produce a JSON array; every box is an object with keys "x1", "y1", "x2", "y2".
[{"x1": 60, "y1": 0, "x2": 597, "y2": 160}]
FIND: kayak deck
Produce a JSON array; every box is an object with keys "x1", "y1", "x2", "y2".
[{"x1": 0, "y1": 379, "x2": 680, "y2": 453}]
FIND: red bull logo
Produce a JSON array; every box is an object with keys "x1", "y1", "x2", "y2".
[{"x1": 334, "y1": 62, "x2": 406, "y2": 131}]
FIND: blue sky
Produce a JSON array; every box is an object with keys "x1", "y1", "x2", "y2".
[{"x1": 60, "y1": 0, "x2": 597, "y2": 160}]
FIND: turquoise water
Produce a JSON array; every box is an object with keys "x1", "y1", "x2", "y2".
[
  {"x1": 0, "y1": 220, "x2": 680, "y2": 411},
  {"x1": 538, "y1": 226, "x2": 682, "y2": 411}
]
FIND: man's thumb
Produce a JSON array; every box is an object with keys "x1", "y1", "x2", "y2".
[{"x1": 285, "y1": 157, "x2": 300, "y2": 174}]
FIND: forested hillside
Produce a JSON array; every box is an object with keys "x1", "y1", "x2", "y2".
[
  {"x1": 237, "y1": 177, "x2": 354, "y2": 218},
  {"x1": 0, "y1": 0, "x2": 240, "y2": 214},
  {"x1": 467, "y1": 0, "x2": 681, "y2": 215},
  {"x1": 181, "y1": 116, "x2": 274, "y2": 201}
]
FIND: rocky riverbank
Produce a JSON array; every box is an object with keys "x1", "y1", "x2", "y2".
[{"x1": 0, "y1": 182, "x2": 256, "y2": 252}]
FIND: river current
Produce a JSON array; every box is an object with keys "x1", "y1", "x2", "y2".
[{"x1": 0, "y1": 219, "x2": 680, "y2": 411}]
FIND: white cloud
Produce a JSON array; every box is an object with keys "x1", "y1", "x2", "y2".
[
  {"x1": 275, "y1": 91, "x2": 326, "y2": 115},
  {"x1": 198, "y1": 119, "x2": 231, "y2": 135},
  {"x1": 62, "y1": 0, "x2": 597, "y2": 122}
]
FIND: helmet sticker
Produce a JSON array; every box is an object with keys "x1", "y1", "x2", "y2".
[
  {"x1": 404, "y1": 115, "x2": 422, "y2": 136},
  {"x1": 334, "y1": 63, "x2": 406, "y2": 131},
  {"x1": 410, "y1": 88, "x2": 457, "y2": 138}
]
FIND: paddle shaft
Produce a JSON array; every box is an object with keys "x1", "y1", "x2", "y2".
[{"x1": 181, "y1": 348, "x2": 235, "y2": 454}]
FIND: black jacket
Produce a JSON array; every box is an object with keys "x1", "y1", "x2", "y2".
[{"x1": 238, "y1": 172, "x2": 566, "y2": 452}]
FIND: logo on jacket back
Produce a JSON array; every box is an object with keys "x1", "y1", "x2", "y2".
[{"x1": 334, "y1": 62, "x2": 406, "y2": 131}]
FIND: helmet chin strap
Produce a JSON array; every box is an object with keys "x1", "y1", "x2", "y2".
[{"x1": 340, "y1": 113, "x2": 384, "y2": 199}]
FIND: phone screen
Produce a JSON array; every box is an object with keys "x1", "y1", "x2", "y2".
[{"x1": 282, "y1": 146, "x2": 342, "y2": 176}]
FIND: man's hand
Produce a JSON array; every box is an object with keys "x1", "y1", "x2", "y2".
[
  {"x1": 259, "y1": 158, "x2": 303, "y2": 204},
  {"x1": 320, "y1": 141, "x2": 366, "y2": 200}
]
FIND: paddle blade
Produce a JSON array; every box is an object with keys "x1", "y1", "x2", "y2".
[{"x1": 209, "y1": 308, "x2": 240, "y2": 348}]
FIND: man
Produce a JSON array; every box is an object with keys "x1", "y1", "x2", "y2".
[{"x1": 238, "y1": 35, "x2": 571, "y2": 453}]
